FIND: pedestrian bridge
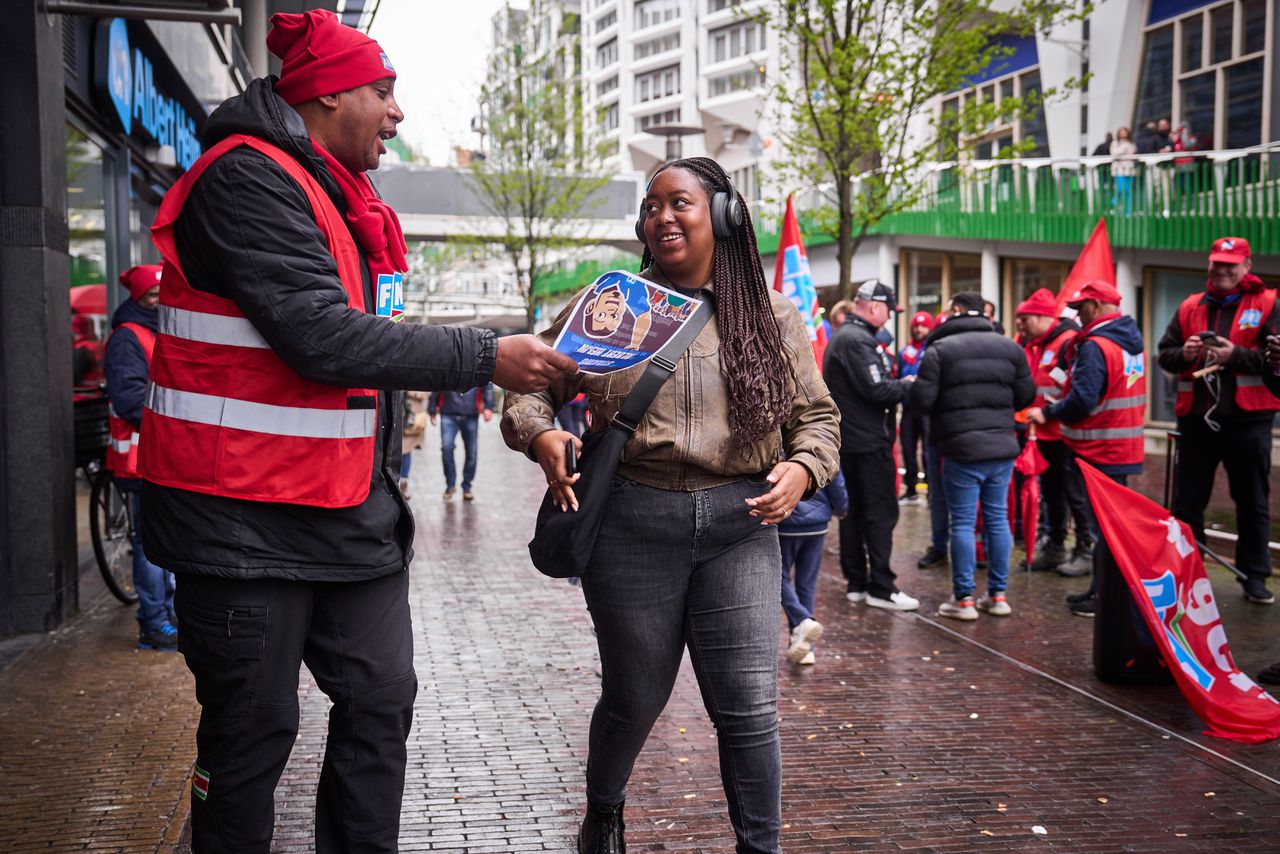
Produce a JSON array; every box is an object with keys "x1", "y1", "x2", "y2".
[{"x1": 371, "y1": 166, "x2": 644, "y2": 250}]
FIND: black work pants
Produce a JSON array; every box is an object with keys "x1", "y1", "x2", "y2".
[
  {"x1": 899, "y1": 408, "x2": 928, "y2": 493},
  {"x1": 1039, "y1": 439, "x2": 1094, "y2": 548},
  {"x1": 175, "y1": 570, "x2": 417, "y2": 854},
  {"x1": 839, "y1": 449, "x2": 900, "y2": 598},
  {"x1": 1172, "y1": 415, "x2": 1273, "y2": 582}
]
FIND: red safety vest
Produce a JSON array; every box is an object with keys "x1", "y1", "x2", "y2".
[
  {"x1": 105, "y1": 323, "x2": 156, "y2": 478},
  {"x1": 1025, "y1": 325, "x2": 1077, "y2": 442},
  {"x1": 1174, "y1": 287, "x2": 1280, "y2": 417},
  {"x1": 1060, "y1": 334, "x2": 1146, "y2": 467},
  {"x1": 138, "y1": 134, "x2": 379, "y2": 508}
]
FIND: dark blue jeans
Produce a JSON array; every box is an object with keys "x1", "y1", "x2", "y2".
[
  {"x1": 582, "y1": 477, "x2": 782, "y2": 854},
  {"x1": 943, "y1": 457, "x2": 1014, "y2": 600},
  {"x1": 439, "y1": 414, "x2": 478, "y2": 490},
  {"x1": 780, "y1": 534, "x2": 823, "y2": 630},
  {"x1": 123, "y1": 483, "x2": 174, "y2": 632}
]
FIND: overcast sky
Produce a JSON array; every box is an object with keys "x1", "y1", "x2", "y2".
[{"x1": 368, "y1": 0, "x2": 508, "y2": 165}]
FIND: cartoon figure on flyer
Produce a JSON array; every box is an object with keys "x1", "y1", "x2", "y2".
[{"x1": 582, "y1": 274, "x2": 652, "y2": 350}]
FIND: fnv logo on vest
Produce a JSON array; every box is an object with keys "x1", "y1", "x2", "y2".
[
  {"x1": 1039, "y1": 348, "x2": 1056, "y2": 367},
  {"x1": 1239, "y1": 308, "x2": 1263, "y2": 330},
  {"x1": 377, "y1": 272, "x2": 405, "y2": 321},
  {"x1": 1123, "y1": 351, "x2": 1145, "y2": 388}
]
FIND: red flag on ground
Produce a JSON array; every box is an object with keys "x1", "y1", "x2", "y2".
[
  {"x1": 1079, "y1": 461, "x2": 1280, "y2": 743},
  {"x1": 1054, "y1": 218, "x2": 1114, "y2": 317},
  {"x1": 772, "y1": 196, "x2": 827, "y2": 368}
]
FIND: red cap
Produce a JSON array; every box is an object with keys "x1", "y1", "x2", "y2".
[
  {"x1": 1208, "y1": 236, "x2": 1251, "y2": 265},
  {"x1": 268, "y1": 10, "x2": 396, "y2": 107},
  {"x1": 910, "y1": 311, "x2": 935, "y2": 330},
  {"x1": 1015, "y1": 287, "x2": 1058, "y2": 318},
  {"x1": 1065, "y1": 280, "x2": 1122, "y2": 306},
  {"x1": 118, "y1": 264, "x2": 163, "y2": 302}
]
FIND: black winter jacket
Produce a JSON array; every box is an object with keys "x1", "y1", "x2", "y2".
[
  {"x1": 142, "y1": 78, "x2": 497, "y2": 580},
  {"x1": 823, "y1": 316, "x2": 908, "y2": 453},
  {"x1": 910, "y1": 315, "x2": 1035, "y2": 462}
]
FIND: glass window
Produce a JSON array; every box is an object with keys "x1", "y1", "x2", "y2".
[
  {"x1": 999, "y1": 78, "x2": 1014, "y2": 103},
  {"x1": 938, "y1": 97, "x2": 960, "y2": 159},
  {"x1": 1211, "y1": 4, "x2": 1232, "y2": 63},
  {"x1": 951, "y1": 254, "x2": 983, "y2": 294},
  {"x1": 709, "y1": 0, "x2": 742, "y2": 11},
  {"x1": 595, "y1": 38, "x2": 617, "y2": 68},
  {"x1": 906, "y1": 251, "x2": 945, "y2": 316},
  {"x1": 596, "y1": 9, "x2": 616, "y2": 32},
  {"x1": 1134, "y1": 25, "x2": 1174, "y2": 129},
  {"x1": 1225, "y1": 58, "x2": 1264, "y2": 149},
  {"x1": 1007, "y1": 259, "x2": 1069, "y2": 312},
  {"x1": 600, "y1": 103, "x2": 619, "y2": 132},
  {"x1": 708, "y1": 65, "x2": 765, "y2": 97},
  {"x1": 635, "y1": 64, "x2": 680, "y2": 102},
  {"x1": 67, "y1": 125, "x2": 108, "y2": 289},
  {"x1": 636, "y1": 108, "x2": 680, "y2": 132},
  {"x1": 1179, "y1": 70, "x2": 1215, "y2": 147},
  {"x1": 596, "y1": 75, "x2": 618, "y2": 97},
  {"x1": 709, "y1": 21, "x2": 765, "y2": 63},
  {"x1": 1019, "y1": 71, "x2": 1048, "y2": 157},
  {"x1": 1243, "y1": 0, "x2": 1267, "y2": 54},
  {"x1": 1181, "y1": 12, "x2": 1202, "y2": 72},
  {"x1": 635, "y1": 31, "x2": 679, "y2": 59},
  {"x1": 634, "y1": 0, "x2": 679, "y2": 30},
  {"x1": 1149, "y1": 269, "x2": 1206, "y2": 423}
]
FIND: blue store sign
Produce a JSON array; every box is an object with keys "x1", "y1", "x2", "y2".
[{"x1": 95, "y1": 18, "x2": 203, "y2": 170}]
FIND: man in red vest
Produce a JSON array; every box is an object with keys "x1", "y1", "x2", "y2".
[
  {"x1": 137, "y1": 11, "x2": 576, "y2": 852},
  {"x1": 1015, "y1": 288, "x2": 1093, "y2": 576},
  {"x1": 1028, "y1": 281, "x2": 1146, "y2": 616},
  {"x1": 104, "y1": 264, "x2": 174, "y2": 650},
  {"x1": 1157, "y1": 237, "x2": 1280, "y2": 606}
]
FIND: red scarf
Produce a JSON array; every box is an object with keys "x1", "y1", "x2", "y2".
[{"x1": 314, "y1": 143, "x2": 408, "y2": 281}]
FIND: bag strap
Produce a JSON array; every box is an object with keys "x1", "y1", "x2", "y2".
[{"x1": 609, "y1": 290, "x2": 716, "y2": 436}]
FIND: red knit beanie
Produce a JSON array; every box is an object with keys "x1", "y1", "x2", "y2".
[
  {"x1": 119, "y1": 264, "x2": 163, "y2": 302},
  {"x1": 1015, "y1": 287, "x2": 1058, "y2": 318},
  {"x1": 268, "y1": 9, "x2": 396, "y2": 106}
]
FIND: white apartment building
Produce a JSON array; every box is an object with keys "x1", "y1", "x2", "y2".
[{"x1": 582, "y1": 0, "x2": 776, "y2": 198}]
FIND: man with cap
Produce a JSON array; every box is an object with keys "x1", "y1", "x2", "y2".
[
  {"x1": 912, "y1": 291, "x2": 1035, "y2": 620},
  {"x1": 1015, "y1": 288, "x2": 1093, "y2": 575},
  {"x1": 824, "y1": 279, "x2": 920, "y2": 611},
  {"x1": 137, "y1": 11, "x2": 577, "y2": 851},
  {"x1": 1028, "y1": 281, "x2": 1146, "y2": 615},
  {"x1": 104, "y1": 264, "x2": 175, "y2": 650},
  {"x1": 896, "y1": 310, "x2": 934, "y2": 503},
  {"x1": 1156, "y1": 237, "x2": 1280, "y2": 606}
]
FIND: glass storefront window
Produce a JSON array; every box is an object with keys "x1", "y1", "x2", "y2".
[
  {"x1": 67, "y1": 125, "x2": 107, "y2": 289},
  {"x1": 951, "y1": 255, "x2": 982, "y2": 294},
  {"x1": 1148, "y1": 269, "x2": 1205, "y2": 423},
  {"x1": 1006, "y1": 258, "x2": 1069, "y2": 314},
  {"x1": 906, "y1": 251, "x2": 944, "y2": 317},
  {"x1": 1135, "y1": 25, "x2": 1174, "y2": 129}
]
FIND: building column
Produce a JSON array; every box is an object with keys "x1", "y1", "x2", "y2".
[
  {"x1": 877, "y1": 237, "x2": 895, "y2": 288},
  {"x1": 981, "y1": 244, "x2": 1000, "y2": 306},
  {"x1": 242, "y1": 0, "x2": 269, "y2": 78},
  {"x1": 0, "y1": 7, "x2": 78, "y2": 634},
  {"x1": 1116, "y1": 250, "x2": 1138, "y2": 316}
]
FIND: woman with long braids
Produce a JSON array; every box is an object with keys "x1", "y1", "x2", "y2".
[{"x1": 502, "y1": 157, "x2": 840, "y2": 853}]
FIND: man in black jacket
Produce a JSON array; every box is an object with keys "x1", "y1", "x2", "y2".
[
  {"x1": 141, "y1": 12, "x2": 576, "y2": 852},
  {"x1": 911, "y1": 291, "x2": 1035, "y2": 621},
  {"x1": 824, "y1": 280, "x2": 920, "y2": 611}
]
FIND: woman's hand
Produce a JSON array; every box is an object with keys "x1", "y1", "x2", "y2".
[
  {"x1": 531, "y1": 429, "x2": 582, "y2": 511},
  {"x1": 745, "y1": 461, "x2": 810, "y2": 526}
]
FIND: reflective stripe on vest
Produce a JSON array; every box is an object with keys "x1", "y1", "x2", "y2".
[
  {"x1": 105, "y1": 324, "x2": 156, "y2": 478},
  {"x1": 145, "y1": 383, "x2": 377, "y2": 440},
  {"x1": 1060, "y1": 335, "x2": 1145, "y2": 467},
  {"x1": 1174, "y1": 287, "x2": 1280, "y2": 415},
  {"x1": 158, "y1": 305, "x2": 270, "y2": 349},
  {"x1": 1089, "y1": 394, "x2": 1146, "y2": 414},
  {"x1": 1061, "y1": 425, "x2": 1145, "y2": 440},
  {"x1": 1036, "y1": 386, "x2": 1059, "y2": 398}
]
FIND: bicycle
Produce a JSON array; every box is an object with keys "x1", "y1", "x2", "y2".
[{"x1": 75, "y1": 390, "x2": 138, "y2": 605}]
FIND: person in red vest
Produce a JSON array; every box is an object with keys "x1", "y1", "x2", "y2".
[
  {"x1": 136, "y1": 12, "x2": 576, "y2": 851},
  {"x1": 896, "y1": 311, "x2": 933, "y2": 503},
  {"x1": 1015, "y1": 288, "x2": 1093, "y2": 576},
  {"x1": 104, "y1": 263, "x2": 174, "y2": 650},
  {"x1": 1157, "y1": 237, "x2": 1280, "y2": 606},
  {"x1": 1028, "y1": 281, "x2": 1146, "y2": 616}
]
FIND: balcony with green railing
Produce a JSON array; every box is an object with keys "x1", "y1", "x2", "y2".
[{"x1": 754, "y1": 142, "x2": 1280, "y2": 256}]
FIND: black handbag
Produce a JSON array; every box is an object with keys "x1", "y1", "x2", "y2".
[{"x1": 528, "y1": 292, "x2": 716, "y2": 578}]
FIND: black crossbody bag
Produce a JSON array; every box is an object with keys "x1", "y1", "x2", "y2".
[{"x1": 528, "y1": 293, "x2": 716, "y2": 578}]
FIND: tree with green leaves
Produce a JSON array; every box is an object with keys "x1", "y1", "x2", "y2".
[
  {"x1": 760, "y1": 0, "x2": 1085, "y2": 294},
  {"x1": 467, "y1": 2, "x2": 612, "y2": 329}
]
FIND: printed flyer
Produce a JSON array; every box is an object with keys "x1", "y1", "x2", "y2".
[{"x1": 553, "y1": 271, "x2": 702, "y2": 375}]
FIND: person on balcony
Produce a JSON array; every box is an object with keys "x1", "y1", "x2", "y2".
[
  {"x1": 1157, "y1": 237, "x2": 1280, "y2": 606},
  {"x1": 1109, "y1": 126, "x2": 1138, "y2": 215}
]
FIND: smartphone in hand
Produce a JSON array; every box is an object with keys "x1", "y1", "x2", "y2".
[
  {"x1": 564, "y1": 439, "x2": 578, "y2": 477},
  {"x1": 1197, "y1": 330, "x2": 1220, "y2": 346}
]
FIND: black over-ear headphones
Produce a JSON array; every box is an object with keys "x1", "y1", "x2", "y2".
[{"x1": 635, "y1": 180, "x2": 745, "y2": 245}]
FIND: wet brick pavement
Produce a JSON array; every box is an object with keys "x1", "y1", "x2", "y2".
[{"x1": 2, "y1": 420, "x2": 1278, "y2": 851}]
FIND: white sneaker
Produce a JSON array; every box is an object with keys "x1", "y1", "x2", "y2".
[
  {"x1": 787, "y1": 618, "x2": 823, "y2": 663},
  {"x1": 937, "y1": 596, "x2": 979, "y2": 621},
  {"x1": 798, "y1": 649, "x2": 816, "y2": 665},
  {"x1": 866, "y1": 591, "x2": 920, "y2": 611},
  {"x1": 846, "y1": 591, "x2": 867, "y2": 603},
  {"x1": 977, "y1": 593, "x2": 1012, "y2": 616}
]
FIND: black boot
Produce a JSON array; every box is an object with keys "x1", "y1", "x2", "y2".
[{"x1": 578, "y1": 801, "x2": 625, "y2": 854}]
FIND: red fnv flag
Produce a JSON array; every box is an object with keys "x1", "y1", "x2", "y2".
[
  {"x1": 1054, "y1": 218, "x2": 1114, "y2": 317},
  {"x1": 1079, "y1": 461, "x2": 1280, "y2": 743}
]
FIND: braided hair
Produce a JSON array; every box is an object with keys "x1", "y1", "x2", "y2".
[{"x1": 641, "y1": 157, "x2": 794, "y2": 445}]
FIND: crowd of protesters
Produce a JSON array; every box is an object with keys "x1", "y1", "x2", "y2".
[{"x1": 822, "y1": 236, "x2": 1275, "y2": 634}]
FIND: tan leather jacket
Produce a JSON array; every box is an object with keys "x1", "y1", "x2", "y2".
[{"x1": 501, "y1": 270, "x2": 841, "y2": 493}]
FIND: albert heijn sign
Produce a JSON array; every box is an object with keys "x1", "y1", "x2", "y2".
[{"x1": 94, "y1": 18, "x2": 203, "y2": 171}]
